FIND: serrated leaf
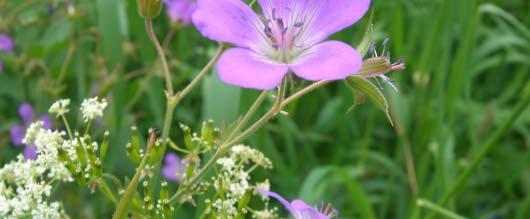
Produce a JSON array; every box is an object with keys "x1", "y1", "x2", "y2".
[{"x1": 346, "y1": 76, "x2": 393, "y2": 126}]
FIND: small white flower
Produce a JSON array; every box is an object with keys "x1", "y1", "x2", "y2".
[
  {"x1": 217, "y1": 158, "x2": 235, "y2": 171},
  {"x1": 48, "y1": 99, "x2": 71, "y2": 117},
  {"x1": 255, "y1": 180, "x2": 270, "y2": 197},
  {"x1": 80, "y1": 97, "x2": 107, "y2": 122},
  {"x1": 252, "y1": 208, "x2": 277, "y2": 219},
  {"x1": 22, "y1": 121, "x2": 44, "y2": 145}
]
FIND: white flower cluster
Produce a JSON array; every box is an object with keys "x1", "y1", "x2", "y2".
[
  {"x1": 24, "y1": 122, "x2": 72, "y2": 181},
  {"x1": 48, "y1": 99, "x2": 71, "y2": 117},
  {"x1": 80, "y1": 97, "x2": 107, "y2": 122},
  {"x1": 231, "y1": 145, "x2": 273, "y2": 169},
  {"x1": 208, "y1": 145, "x2": 275, "y2": 219},
  {"x1": 0, "y1": 120, "x2": 74, "y2": 218},
  {"x1": 0, "y1": 156, "x2": 68, "y2": 218},
  {"x1": 252, "y1": 208, "x2": 278, "y2": 219}
]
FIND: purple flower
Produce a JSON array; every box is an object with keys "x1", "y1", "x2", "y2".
[
  {"x1": 9, "y1": 103, "x2": 52, "y2": 160},
  {"x1": 260, "y1": 190, "x2": 335, "y2": 219},
  {"x1": 162, "y1": 153, "x2": 187, "y2": 182},
  {"x1": 0, "y1": 33, "x2": 14, "y2": 74},
  {"x1": 0, "y1": 33, "x2": 14, "y2": 52},
  {"x1": 163, "y1": 0, "x2": 197, "y2": 25},
  {"x1": 192, "y1": 0, "x2": 370, "y2": 90}
]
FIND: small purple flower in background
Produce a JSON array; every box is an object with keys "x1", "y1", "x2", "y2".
[
  {"x1": 162, "y1": 152, "x2": 187, "y2": 182},
  {"x1": 163, "y1": 0, "x2": 197, "y2": 26},
  {"x1": 192, "y1": 0, "x2": 370, "y2": 90},
  {"x1": 259, "y1": 190, "x2": 337, "y2": 219},
  {"x1": 9, "y1": 103, "x2": 52, "y2": 160},
  {"x1": 0, "y1": 33, "x2": 14, "y2": 74}
]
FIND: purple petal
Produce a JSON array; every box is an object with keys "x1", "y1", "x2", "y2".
[
  {"x1": 19, "y1": 103, "x2": 35, "y2": 124},
  {"x1": 162, "y1": 164, "x2": 179, "y2": 181},
  {"x1": 164, "y1": 0, "x2": 197, "y2": 25},
  {"x1": 38, "y1": 115, "x2": 53, "y2": 129},
  {"x1": 10, "y1": 125, "x2": 26, "y2": 146},
  {"x1": 290, "y1": 41, "x2": 362, "y2": 81},
  {"x1": 217, "y1": 48, "x2": 288, "y2": 90},
  {"x1": 291, "y1": 200, "x2": 329, "y2": 219},
  {"x1": 258, "y1": 0, "x2": 370, "y2": 44},
  {"x1": 192, "y1": 0, "x2": 261, "y2": 47},
  {"x1": 163, "y1": 153, "x2": 183, "y2": 182},
  {"x1": 0, "y1": 33, "x2": 14, "y2": 52},
  {"x1": 165, "y1": 153, "x2": 180, "y2": 165},
  {"x1": 259, "y1": 190, "x2": 294, "y2": 213},
  {"x1": 309, "y1": 0, "x2": 370, "y2": 42},
  {"x1": 24, "y1": 145, "x2": 38, "y2": 160}
]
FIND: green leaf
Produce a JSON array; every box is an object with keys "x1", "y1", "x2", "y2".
[
  {"x1": 40, "y1": 18, "x2": 71, "y2": 50},
  {"x1": 346, "y1": 76, "x2": 393, "y2": 126},
  {"x1": 202, "y1": 70, "x2": 241, "y2": 126}
]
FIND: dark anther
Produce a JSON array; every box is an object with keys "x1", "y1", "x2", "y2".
[
  {"x1": 264, "y1": 25, "x2": 273, "y2": 38},
  {"x1": 276, "y1": 18, "x2": 284, "y2": 30}
]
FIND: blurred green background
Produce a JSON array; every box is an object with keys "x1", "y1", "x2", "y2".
[{"x1": 0, "y1": 0, "x2": 529, "y2": 218}]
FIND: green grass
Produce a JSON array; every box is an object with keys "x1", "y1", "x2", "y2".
[{"x1": 0, "y1": 0, "x2": 529, "y2": 218}]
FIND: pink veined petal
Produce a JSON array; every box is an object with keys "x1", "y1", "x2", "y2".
[
  {"x1": 258, "y1": 190, "x2": 294, "y2": 213},
  {"x1": 309, "y1": 0, "x2": 371, "y2": 42},
  {"x1": 257, "y1": 0, "x2": 370, "y2": 44},
  {"x1": 193, "y1": 0, "x2": 262, "y2": 48},
  {"x1": 216, "y1": 48, "x2": 288, "y2": 90},
  {"x1": 291, "y1": 200, "x2": 329, "y2": 219},
  {"x1": 290, "y1": 41, "x2": 362, "y2": 81}
]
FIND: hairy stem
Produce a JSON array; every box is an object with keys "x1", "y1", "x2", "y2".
[
  {"x1": 177, "y1": 43, "x2": 225, "y2": 100},
  {"x1": 226, "y1": 90, "x2": 269, "y2": 141},
  {"x1": 113, "y1": 132, "x2": 157, "y2": 219},
  {"x1": 145, "y1": 18, "x2": 174, "y2": 95},
  {"x1": 169, "y1": 79, "x2": 329, "y2": 204}
]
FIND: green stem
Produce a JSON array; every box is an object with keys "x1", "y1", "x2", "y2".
[
  {"x1": 417, "y1": 199, "x2": 467, "y2": 219},
  {"x1": 57, "y1": 41, "x2": 76, "y2": 84},
  {"x1": 84, "y1": 120, "x2": 92, "y2": 137},
  {"x1": 112, "y1": 134, "x2": 156, "y2": 219},
  {"x1": 98, "y1": 179, "x2": 118, "y2": 205},
  {"x1": 281, "y1": 80, "x2": 331, "y2": 108},
  {"x1": 169, "y1": 79, "x2": 329, "y2": 204},
  {"x1": 226, "y1": 90, "x2": 269, "y2": 141},
  {"x1": 427, "y1": 81, "x2": 530, "y2": 219},
  {"x1": 145, "y1": 18, "x2": 174, "y2": 95},
  {"x1": 61, "y1": 115, "x2": 74, "y2": 140},
  {"x1": 177, "y1": 43, "x2": 225, "y2": 100}
]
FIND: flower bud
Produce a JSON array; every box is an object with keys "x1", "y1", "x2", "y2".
[
  {"x1": 358, "y1": 56, "x2": 405, "y2": 78},
  {"x1": 137, "y1": 0, "x2": 162, "y2": 18}
]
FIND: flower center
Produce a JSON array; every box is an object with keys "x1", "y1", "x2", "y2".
[{"x1": 252, "y1": 3, "x2": 320, "y2": 64}]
